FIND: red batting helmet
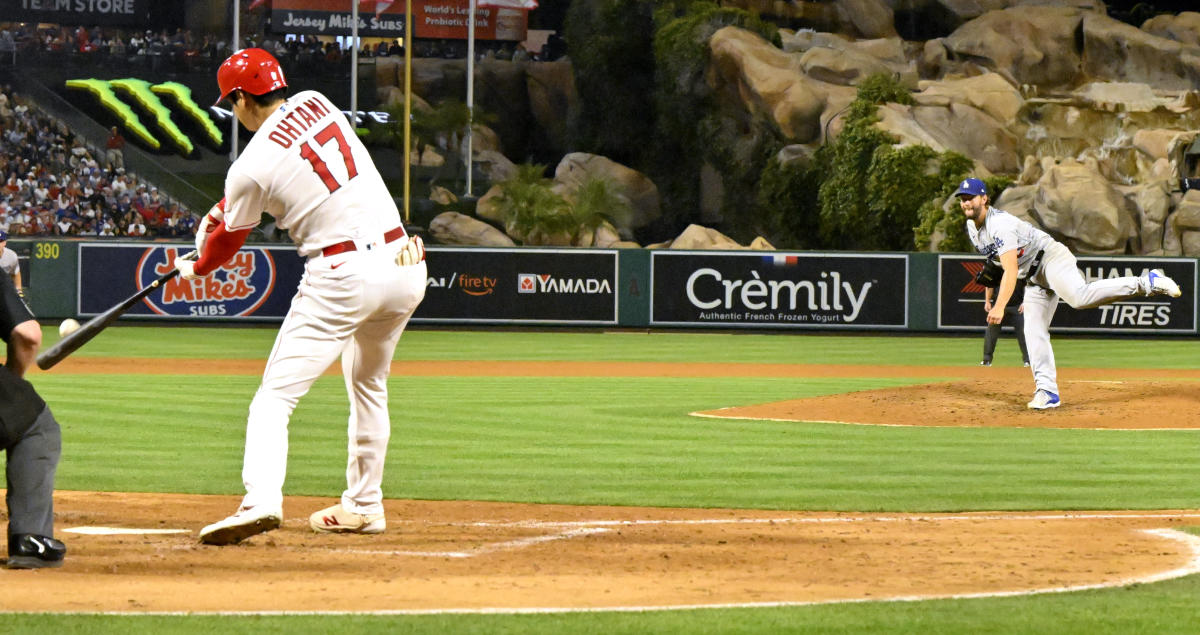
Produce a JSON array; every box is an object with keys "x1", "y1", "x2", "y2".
[{"x1": 214, "y1": 48, "x2": 288, "y2": 106}]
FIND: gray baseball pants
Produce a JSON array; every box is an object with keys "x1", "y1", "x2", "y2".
[
  {"x1": 6, "y1": 406, "x2": 61, "y2": 537},
  {"x1": 1022, "y1": 242, "x2": 1144, "y2": 396}
]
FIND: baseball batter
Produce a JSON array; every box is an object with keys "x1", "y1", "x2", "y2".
[
  {"x1": 180, "y1": 49, "x2": 427, "y2": 545},
  {"x1": 956, "y1": 178, "x2": 1181, "y2": 409}
]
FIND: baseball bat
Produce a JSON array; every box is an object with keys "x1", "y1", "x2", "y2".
[{"x1": 36, "y1": 250, "x2": 197, "y2": 371}]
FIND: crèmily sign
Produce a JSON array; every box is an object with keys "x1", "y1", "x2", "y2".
[{"x1": 651, "y1": 252, "x2": 907, "y2": 329}]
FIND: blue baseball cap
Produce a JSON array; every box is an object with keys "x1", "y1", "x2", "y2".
[
  {"x1": 953, "y1": 178, "x2": 987, "y2": 198},
  {"x1": 0, "y1": 230, "x2": 8, "y2": 241}
]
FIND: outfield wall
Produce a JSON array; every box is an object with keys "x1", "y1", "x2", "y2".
[{"x1": 13, "y1": 239, "x2": 1198, "y2": 335}]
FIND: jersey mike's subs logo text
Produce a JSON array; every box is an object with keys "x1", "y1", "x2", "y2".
[
  {"x1": 138, "y1": 247, "x2": 276, "y2": 317},
  {"x1": 517, "y1": 273, "x2": 612, "y2": 294}
]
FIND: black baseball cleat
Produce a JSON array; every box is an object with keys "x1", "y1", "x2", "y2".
[
  {"x1": 6, "y1": 534, "x2": 67, "y2": 569},
  {"x1": 979, "y1": 360, "x2": 992, "y2": 366}
]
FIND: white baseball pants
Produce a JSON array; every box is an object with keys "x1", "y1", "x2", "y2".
[
  {"x1": 239, "y1": 239, "x2": 426, "y2": 515},
  {"x1": 1022, "y1": 242, "x2": 1142, "y2": 395}
]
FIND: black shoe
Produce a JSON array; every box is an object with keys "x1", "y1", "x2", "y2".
[
  {"x1": 7, "y1": 534, "x2": 67, "y2": 569},
  {"x1": 980, "y1": 360, "x2": 992, "y2": 366}
]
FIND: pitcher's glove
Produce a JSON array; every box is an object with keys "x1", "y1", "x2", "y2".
[{"x1": 975, "y1": 257, "x2": 1003, "y2": 288}]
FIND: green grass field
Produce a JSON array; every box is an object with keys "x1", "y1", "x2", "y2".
[{"x1": 4, "y1": 327, "x2": 1200, "y2": 633}]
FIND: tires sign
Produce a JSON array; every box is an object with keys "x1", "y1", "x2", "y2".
[{"x1": 938, "y1": 254, "x2": 1196, "y2": 334}]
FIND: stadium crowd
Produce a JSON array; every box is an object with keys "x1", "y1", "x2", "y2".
[{"x1": 0, "y1": 84, "x2": 196, "y2": 239}]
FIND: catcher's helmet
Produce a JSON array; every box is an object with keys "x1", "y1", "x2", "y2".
[{"x1": 214, "y1": 48, "x2": 287, "y2": 106}]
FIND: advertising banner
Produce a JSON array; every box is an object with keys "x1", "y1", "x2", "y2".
[
  {"x1": 78, "y1": 244, "x2": 304, "y2": 320},
  {"x1": 415, "y1": 247, "x2": 618, "y2": 324},
  {"x1": 413, "y1": 1, "x2": 527, "y2": 40},
  {"x1": 938, "y1": 254, "x2": 1197, "y2": 334},
  {"x1": 271, "y1": 0, "x2": 407, "y2": 36},
  {"x1": 6, "y1": 0, "x2": 150, "y2": 26},
  {"x1": 650, "y1": 251, "x2": 908, "y2": 329},
  {"x1": 269, "y1": 0, "x2": 527, "y2": 40}
]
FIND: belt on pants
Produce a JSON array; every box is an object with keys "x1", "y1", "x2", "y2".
[{"x1": 321, "y1": 226, "x2": 406, "y2": 257}]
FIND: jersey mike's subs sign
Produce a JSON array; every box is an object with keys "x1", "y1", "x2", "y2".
[
  {"x1": 650, "y1": 252, "x2": 908, "y2": 329},
  {"x1": 269, "y1": 0, "x2": 406, "y2": 36},
  {"x1": 937, "y1": 254, "x2": 1197, "y2": 334},
  {"x1": 78, "y1": 244, "x2": 304, "y2": 320}
]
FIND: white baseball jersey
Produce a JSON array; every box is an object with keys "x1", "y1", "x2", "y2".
[
  {"x1": 223, "y1": 90, "x2": 402, "y2": 256},
  {"x1": 222, "y1": 89, "x2": 426, "y2": 517},
  {"x1": 965, "y1": 207, "x2": 1053, "y2": 277}
]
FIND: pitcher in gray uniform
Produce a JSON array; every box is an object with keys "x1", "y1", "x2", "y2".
[
  {"x1": 0, "y1": 273, "x2": 66, "y2": 569},
  {"x1": 955, "y1": 178, "x2": 1182, "y2": 409}
]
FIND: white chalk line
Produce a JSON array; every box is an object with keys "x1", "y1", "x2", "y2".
[
  {"x1": 316, "y1": 527, "x2": 609, "y2": 558},
  {"x1": 63, "y1": 527, "x2": 190, "y2": 535},
  {"x1": 17, "y1": 528, "x2": 1200, "y2": 617},
  {"x1": 461, "y1": 510, "x2": 1200, "y2": 530},
  {"x1": 689, "y1": 410, "x2": 1200, "y2": 431},
  {"x1": 155, "y1": 525, "x2": 608, "y2": 559}
]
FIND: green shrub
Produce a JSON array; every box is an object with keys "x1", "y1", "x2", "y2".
[
  {"x1": 651, "y1": 2, "x2": 783, "y2": 239},
  {"x1": 756, "y1": 152, "x2": 822, "y2": 248},
  {"x1": 564, "y1": 0, "x2": 658, "y2": 165}
]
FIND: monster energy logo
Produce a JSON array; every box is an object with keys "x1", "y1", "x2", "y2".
[{"x1": 65, "y1": 78, "x2": 223, "y2": 156}]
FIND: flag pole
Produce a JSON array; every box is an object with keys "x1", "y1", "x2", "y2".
[
  {"x1": 230, "y1": 0, "x2": 240, "y2": 162},
  {"x1": 350, "y1": 1, "x2": 359, "y2": 123},
  {"x1": 403, "y1": 0, "x2": 412, "y2": 223},
  {"x1": 466, "y1": 0, "x2": 475, "y2": 198}
]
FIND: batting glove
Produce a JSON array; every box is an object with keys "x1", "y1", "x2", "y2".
[
  {"x1": 396, "y1": 235, "x2": 425, "y2": 267},
  {"x1": 174, "y1": 256, "x2": 202, "y2": 280}
]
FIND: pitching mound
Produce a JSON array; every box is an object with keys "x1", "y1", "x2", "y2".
[{"x1": 698, "y1": 379, "x2": 1200, "y2": 429}]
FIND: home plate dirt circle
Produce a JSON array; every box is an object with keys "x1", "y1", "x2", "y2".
[{"x1": 3, "y1": 491, "x2": 1200, "y2": 613}]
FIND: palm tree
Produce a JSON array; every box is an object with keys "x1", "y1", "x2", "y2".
[
  {"x1": 368, "y1": 99, "x2": 495, "y2": 187},
  {"x1": 491, "y1": 163, "x2": 572, "y2": 245},
  {"x1": 569, "y1": 176, "x2": 634, "y2": 243}
]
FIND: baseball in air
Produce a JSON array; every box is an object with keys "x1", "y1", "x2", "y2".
[{"x1": 58, "y1": 319, "x2": 81, "y2": 338}]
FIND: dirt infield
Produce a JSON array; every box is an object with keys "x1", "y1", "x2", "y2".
[
  {"x1": 5, "y1": 358, "x2": 1199, "y2": 613},
  {"x1": 4, "y1": 492, "x2": 1200, "y2": 613}
]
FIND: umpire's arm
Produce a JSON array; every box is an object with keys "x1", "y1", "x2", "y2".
[{"x1": 987, "y1": 250, "x2": 1020, "y2": 325}]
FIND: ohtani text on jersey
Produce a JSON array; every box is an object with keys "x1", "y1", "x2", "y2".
[{"x1": 267, "y1": 96, "x2": 334, "y2": 149}]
